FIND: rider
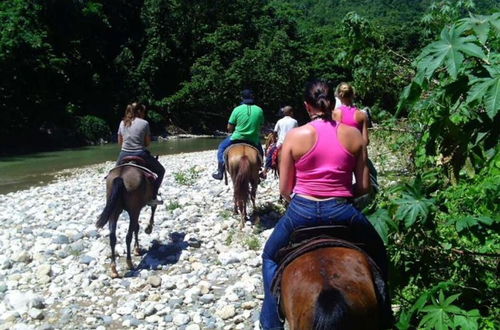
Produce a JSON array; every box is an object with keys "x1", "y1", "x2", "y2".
[
  {"x1": 260, "y1": 79, "x2": 389, "y2": 330},
  {"x1": 261, "y1": 106, "x2": 298, "y2": 179},
  {"x1": 117, "y1": 102, "x2": 165, "y2": 205},
  {"x1": 333, "y1": 82, "x2": 369, "y2": 145},
  {"x1": 274, "y1": 105, "x2": 298, "y2": 148},
  {"x1": 212, "y1": 89, "x2": 265, "y2": 180},
  {"x1": 333, "y1": 82, "x2": 379, "y2": 196}
]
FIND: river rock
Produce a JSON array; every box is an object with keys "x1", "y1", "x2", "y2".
[
  {"x1": 173, "y1": 313, "x2": 190, "y2": 326},
  {"x1": 216, "y1": 305, "x2": 236, "y2": 320},
  {"x1": 28, "y1": 308, "x2": 44, "y2": 320},
  {"x1": 148, "y1": 275, "x2": 162, "y2": 288}
]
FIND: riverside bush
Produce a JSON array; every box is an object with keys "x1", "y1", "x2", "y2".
[{"x1": 77, "y1": 115, "x2": 111, "y2": 144}]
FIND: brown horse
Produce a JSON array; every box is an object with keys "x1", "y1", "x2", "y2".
[
  {"x1": 96, "y1": 165, "x2": 157, "y2": 278},
  {"x1": 280, "y1": 247, "x2": 380, "y2": 329},
  {"x1": 226, "y1": 144, "x2": 261, "y2": 227}
]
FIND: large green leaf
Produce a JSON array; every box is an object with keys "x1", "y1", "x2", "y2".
[
  {"x1": 394, "y1": 193, "x2": 434, "y2": 228},
  {"x1": 367, "y1": 209, "x2": 394, "y2": 244},
  {"x1": 467, "y1": 74, "x2": 500, "y2": 119},
  {"x1": 416, "y1": 24, "x2": 486, "y2": 80},
  {"x1": 459, "y1": 14, "x2": 491, "y2": 44}
]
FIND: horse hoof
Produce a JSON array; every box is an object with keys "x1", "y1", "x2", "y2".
[
  {"x1": 134, "y1": 248, "x2": 142, "y2": 256},
  {"x1": 126, "y1": 259, "x2": 134, "y2": 270},
  {"x1": 110, "y1": 265, "x2": 120, "y2": 278},
  {"x1": 145, "y1": 226, "x2": 152, "y2": 235}
]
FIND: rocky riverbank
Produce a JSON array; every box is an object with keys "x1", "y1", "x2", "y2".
[
  {"x1": 0, "y1": 150, "x2": 282, "y2": 330},
  {"x1": 0, "y1": 139, "x2": 407, "y2": 330}
]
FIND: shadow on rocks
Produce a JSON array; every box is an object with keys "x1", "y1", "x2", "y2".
[
  {"x1": 125, "y1": 232, "x2": 201, "y2": 276},
  {"x1": 249, "y1": 202, "x2": 285, "y2": 232}
]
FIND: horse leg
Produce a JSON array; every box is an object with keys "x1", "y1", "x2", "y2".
[
  {"x1": 126, "y1": 210, "x2": 140, "y2": 270},
  {"x1": 250, "y1": 180, "x2": 257, "y2": 209},
  {"x1": 240, "y1": 200, "x2": 247, "y2": 228},
  {"x1": 109, "y1": 215, "x2": 120, "y2": 278},
  {"x1": 145, "y1": 205, "x2": 156, "y2": 235},
  {"x1": 233, "y1": 185, "x2": 239, "y2": 215}
]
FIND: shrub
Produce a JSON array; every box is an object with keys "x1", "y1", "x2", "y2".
[{"x1": 77, "y1": 115, "x2": 111, "y2": 144}]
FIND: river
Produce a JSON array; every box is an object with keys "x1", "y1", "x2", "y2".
[{"x1": 0, "y1": 137, "x2": 222, "y2": 195}]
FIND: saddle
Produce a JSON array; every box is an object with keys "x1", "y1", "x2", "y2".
[
  {"x1": 224, "y1": 143, "x2": 263, "y2": 165},
  {"x1": 110, "y1": 156, "x2": 158, "y2": 183},
  {"x1": 223, "y1": 143, "x2": 263, "y2": 185},
  {"x1": 271, "y1": 225, "x2": 393, "y2": 328}
]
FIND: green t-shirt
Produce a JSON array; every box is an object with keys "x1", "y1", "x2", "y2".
[{"x1": 228, "y1": 104, "x2": 264, "y2": 145}]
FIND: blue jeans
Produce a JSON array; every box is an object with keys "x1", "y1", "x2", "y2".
[
  {"x1": 216, "y1": 136, "x2": 264, "y2": 164},
  {"x1": 116, "y1": 149, "x2": 165, "y2": 197},
  {"x1": 260, "y1": 195, "x2": 388, "y2": 329}
]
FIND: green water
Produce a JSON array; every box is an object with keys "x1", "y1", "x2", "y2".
[{"x1": 0, "y1": 137, "x2": 222, "y2": 195}]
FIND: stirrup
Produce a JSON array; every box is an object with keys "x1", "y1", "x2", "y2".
[{"x1": 147, "y1": 198, "x2": 163, "y2": 206}]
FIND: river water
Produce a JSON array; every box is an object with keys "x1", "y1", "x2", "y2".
[{"x1": 0, "y1": 137, "x2": 222, "y2": 195}]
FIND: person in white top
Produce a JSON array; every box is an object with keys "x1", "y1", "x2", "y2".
[
  {"x1": 261, "y1": 106, "x2": 298, "y2": 179},
  {"x1": 274, "y1": 106, "x2": 298, "y2": 147}
]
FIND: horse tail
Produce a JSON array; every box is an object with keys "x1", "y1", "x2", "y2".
[
  {"x1": 313, "y1": 287, "x2": 352, "y2": 330},
  {"x1": 234, "y1": 155, "x2": 250, "y2": 203},
  {"x1": 96, "y1": 177, "x2": 124, "y2": 228}
]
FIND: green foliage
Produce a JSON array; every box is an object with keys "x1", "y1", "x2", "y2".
[
  {"x1": 393, "y1": 179, "x2": 435, "y2": 228},
  {"x1": 173, "y1": 166, "x2": 200, "y2": 185},
  {"x1": 371, "y1": 12, "x2": 499, "y2": 324},
  {"x1": 396, "y1": 282, "x2": 482, "y2": 330},
  {"x1": 220, "y1": 210, "x2": 232, "y2": 220},
  {"x1": 76, "y1": 115, "x2": 111, "y2": 144},
  {"x1": 398, "y1": 12, "x2": 499, "y2": 182},
  {"x1": 166, "y1": 200, "x2": 181, "y2": 211},
  {"x1": 245, "y1": 235, "x2": 261, "y2": 251}
]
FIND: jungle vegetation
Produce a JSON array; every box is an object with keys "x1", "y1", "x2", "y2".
[{"x1": 0, "y1": 0, "x2": 499, "y2": 327}]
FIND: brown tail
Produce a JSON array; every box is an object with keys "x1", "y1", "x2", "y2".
[
  {"x1": 234, "y1": 155, "x2": 250, "y2": 205},
  {"x1": 96, "y1": 177, "x2": 124, "y2": 228}
]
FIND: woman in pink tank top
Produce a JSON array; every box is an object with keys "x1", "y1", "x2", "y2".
[
  {"x1": 333, "y1": 82, "x2": 369, "y2": 145},
  {"x1": 260, "y1": 80, "x2": 390, "y2": 330}
]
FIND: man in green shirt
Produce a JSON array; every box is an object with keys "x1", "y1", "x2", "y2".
[{"x1": 212, "y1": 89, "x2": 265, "y2": 180}]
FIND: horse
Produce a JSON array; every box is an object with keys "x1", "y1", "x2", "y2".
[
  {"x1": 225, "y1": 144, "x2": 261, "y2": 227},
  {"x1": 96, "y1": 162, "x2": 158, "y2": 278},
  {"x1": 279, "y1": 247, "x2": 382, "y2": 329}
]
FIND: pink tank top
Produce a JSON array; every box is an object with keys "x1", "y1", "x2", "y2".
[
  {"x1": 293, "y1": 120, "x2": 356, "y2": 198},
  {"x1": 339, "y1": 105, "x2": 363, "y2": 131}
]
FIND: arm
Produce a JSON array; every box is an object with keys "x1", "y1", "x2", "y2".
[
  {"x1": 359, "y1": 112, "x2": 370, "y2": 146},
  {"x1": 144, "y1": 134, "x2": 151, "y2": 147},
  {"x1": 279, "y1": 133, "x2": 296, "y2": 202},
  {"x1": 338, "y1": 123, "x2": 370, "y2": 196},
  {"x1": 353, "y1": 146, "x2": 370, "y2": 197},
  {"x1": 117, "y1": 121, "x2": 124, "y2": 146},
  {"x1": 227, "y1": 107, "x2": 238, "y2": 133},
  {"x1": 144, "y1": 122, "x2": 151, "y2": 147}
]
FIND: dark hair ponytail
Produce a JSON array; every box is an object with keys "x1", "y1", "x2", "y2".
[{"x1": 304, "y1": 79, "x2": 333, "y2": 119}]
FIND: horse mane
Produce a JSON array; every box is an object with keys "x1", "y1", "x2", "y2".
[
  {"x1": 234, "y1": 155, "x2": 250, "y2": 203},
  {"x1": 313, "y1": 286, "x2": 352, "y2": 330}
]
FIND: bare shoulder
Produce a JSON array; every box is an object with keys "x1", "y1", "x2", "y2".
[
  {"x1": 355, "y1": 110, "x2": 368, "y2": 123},
  {"x1": 332, "y1": 108, "x2": 341, "y2": 121},
  {"x1": 286, "y1": 124, "x2": 314, "y2": 141},
  {"x1": 338, "y1": 124, "x2": 363, "y2": 153}
]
